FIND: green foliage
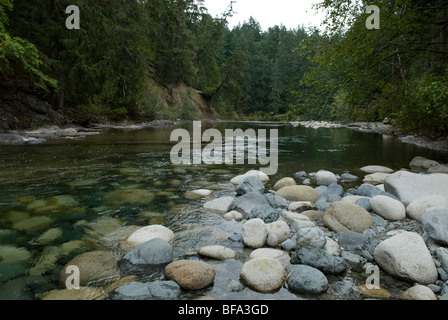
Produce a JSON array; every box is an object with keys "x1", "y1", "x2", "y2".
[
  {"x1": 0, "y1": 0, "x2": 57, "y2": 95},
  {"x1": 292, "y1": 0, "x2": 448, "y2": 138}
]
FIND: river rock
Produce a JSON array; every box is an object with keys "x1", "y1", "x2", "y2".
[
  {"x1": 296, "y1": 227, "x2": 326, "y2": 249},
  {"x1": 370, "y1": 195, "x2": 406, "y2": 221},
  {"x1": 203, "y1": 197, "x2": 235, "y2": 213},
  {"x1": 323, "y1": 201, "x2": 374, "y2": 233},
  {"x1": 248, "y1": 205, "x2": 280, "y2": 223},
  {"x1": 281, "y1": 211, "x2": 315, "y2": 230},
  {"x1": 235, "y1": 175, "x2": 265, "y2": 195},
  {"x1": 361, "y1": 165, "x2": 394, "y2": 174},
  {"x1": 164, "y1": 260, "x2": 215, "y2": 290},
  {"x1": 59, "y1": 251, "x2": 119, "y2": 287},
  {"x1": 286, "y1": 264, "x2": 329, "y2": 294},
  {"x1": 291, "y1": 246, "x2": 347, "y2": 274},
  {"x1": 373, "y1": 232, "x2": 438, "y2": 284},
  {"x1": 335, "y1": 231, "x2": 368, "y2": 251},
  {"x1": 198, "y1": 245, "x2": 237, "y2": 260},
  {"x1": 341, "y1": 172, "x2": 359, "y2": 181},
  {"x1": 111, "y1": 280, "x2": 181, "y2": 300},
  {"x1": 249, "y1": 248, "x2": 291, "y2": 268},
  {"x1": 242, "y1": 218, "x2": 267, "y2": 248},
  {"x1": 275, "y1": 185, "x2": 320, "y2": 203},
  {"x1": 234, "y1": 192, "x2": 270, "y2": 214},
  {"x1": 428, "y1": 164, "x2": 448, "y2": 173},
  {"x1": 43, "y1": 286, "x2": 107, "y2": 300},
  {"x1": 0, "y1": 245, "x2": 32, "y2": 264},
  {"x1": 12, "y1": 216, "x2": 54, "y2": 233},
  {"x1": 363, "y1": 172, "x2": 390, "y2": 185},
  {"x1": 288, "y1": 201, "x2": 313, "y2": 213},
  {"x1": 403, "y1": 284, "x2": 437, "y2": 300},
  {"x1": 384, "y1": 171, "x2": 448, "y2": 206},
  {"x1": 436, "y1": 247, "x2": 448, "y2": 271},
  {"x1": 32, "y1": 228, "x2": 63, "y2": 245},
  {"x1": 122, "y1": 238, "x2": 173, "y2": 265},
  {"x1": 316, "y1": 183, "x2": 344, "y2": 197},
  {"x1": 240, "y1": 257, "x2": 285, "y2": 293},
  {"x1": 223, "y1": 210, "x2": 244, "y2": 221},
  {"x1": 421, "y1": 208, "x2": 448, "y2": 245},
  {"x1": 124, "y1": 225, "x2": 175, "y2": 248},
  {"x1": 184, "y1": 189, "x2": 212, "y2": 200},
  {"x1": 266, "y1": 220, "x2": 290, "y2": 244},
  {"x1": 315, "y1": 170, "x2": 337, "y2": 186},
  {"x1": 230, "y1": 170, "x2": 269, "y2": 185},
  {"x1": 273, "y1": 177, "x2": 296, "y2": 191},
  {"x1": 406, "y1": 195, "x2": 448, "y2": 221}
]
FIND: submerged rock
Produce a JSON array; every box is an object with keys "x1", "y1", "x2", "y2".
[
  {"x1": 59, "y1": 251, "x2": 120, "y2": 287},
  {"x1": 198, "y1": 245, "x2": 237, "y2": 260}
]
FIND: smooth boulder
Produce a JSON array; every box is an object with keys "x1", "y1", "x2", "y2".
[
  {"x1": 286, "y1": 264, "x2": 328, "y2": 294},
  {"x1": 242, "y1": 218, "x2": 267, "y2": 248},
  {"x1": 370, "y1": 195, "x2": 406, "y2": 221},
  {"x1": 406, "y1": 195, "x2": 448, "y2": 221},
  {"x1": 421, "y1": 208, "x2": 448, "y2": 245},
  {"x1": 315, "y1": 170, "x2": 337, "y2": 186},
  {"x1": 240, "y1": 257, "x2": 285, "y2": 293},
  {"x1": 164, "y1": 260, "x2": 215, "y2": 290},
  {"x1": 122, "y1": 238, "x2": 173, "y2": 265},
  {"x1": 384, "y1": 171, "x2": 448, "y2": 206},
  {"x1": 203, "y1": 197, "x2": 235, "y2": 213},
  {"x1": 59, "y1": 251, "x2": 119, "y2": 287},
  {"x1": 323, "y1": 201, "x2": 374, "y2": 233},
  {"x1": 373, "y1": 232, "x2": 438, "y2": 285},
  {"x1": 275, "y1": 185, "x2": 320, "y2": 203},
  {"x1": 125, "y1": 225, "x2": 175, "y2": 248}
]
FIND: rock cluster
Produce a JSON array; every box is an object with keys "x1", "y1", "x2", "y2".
[{"x1": 9, "y1": 156, "x2": 447, "y2": 301}]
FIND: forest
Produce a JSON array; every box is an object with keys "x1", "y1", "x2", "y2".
[{"x1": 1, "y1": 0, "x2": 447, "y2": 138}]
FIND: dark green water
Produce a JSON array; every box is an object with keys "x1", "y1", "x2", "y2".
[{"x1": 0, "y1": 121, "x2": 447, "y2": 300}]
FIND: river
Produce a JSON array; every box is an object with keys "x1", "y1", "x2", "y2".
[{"x1": 0, "y1": 121, "x2": 447, "y2": 300}]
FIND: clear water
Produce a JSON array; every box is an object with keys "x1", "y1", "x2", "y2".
[{"x1": 0, "y1": 121, "x2": 447, "y2": 300}]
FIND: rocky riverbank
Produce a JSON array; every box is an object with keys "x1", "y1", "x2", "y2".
[
  {"x1": 35, "y1": 155, "x2": 448, "y2": 300},
  {"x1": 291, "y1": 121, "x2": 448, "y2": 152},
  {"x1": 0, "y1": 120, "x2": 178, "y2": 145}
]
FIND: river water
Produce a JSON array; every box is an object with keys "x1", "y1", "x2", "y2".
[{"x1": 0, "y1": 121, "x2": 447, "y2": 300}]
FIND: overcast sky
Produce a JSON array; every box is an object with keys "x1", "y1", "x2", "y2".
[{"x1": 202, "y1": 0, "x2": 326, "y2": 31}]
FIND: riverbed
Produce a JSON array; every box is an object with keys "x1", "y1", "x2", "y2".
[{"x1": 0, "y1": 121, "x2": 447, "y2": 300}]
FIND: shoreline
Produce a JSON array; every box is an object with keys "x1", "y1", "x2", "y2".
[
  {"x1": 1, "y1": 119, "x2": 448, "y2": 154},
  {"x1": 291, "y1": 121, "x2": 448, "y2": 153}
]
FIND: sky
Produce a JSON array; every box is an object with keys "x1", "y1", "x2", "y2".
[{"x1": 201, "y1": 0, "x2": 326, "y2": 31}]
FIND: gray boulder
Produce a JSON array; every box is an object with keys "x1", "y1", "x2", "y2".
[
  {"x1": 296, "y1": 227, "x2": 326, "y2": 249},
  {"x1": 287, "y1": 264, "x2": 328, "y2": 294},
  {"x1": 111, "y1": 280, "x2": 181, "y2": 300},
  {"x1": 384, "y1": 171, "x2": 448, "y2": 206},
  {"x1": 421, "y1": 208, "x2": 448, "y2": 245},
  {"x1": 234, "y1": 192, "x2": 271, "y2": 214},
  {"x1": 373, "y1": 232, "x2": 438, "y2": 284},
  {"x1": 291, "y1": 246, "x2": 347, "y2": 275},
  {"x1": 122, "y1": 238, "x2": 173, "y2": 265},
  {"x1": 248, "y1": 205, "x2": 280, "y2": 223},
  {"x1": 235, "y1": 176, "x2": 265, "y2": 195}
]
